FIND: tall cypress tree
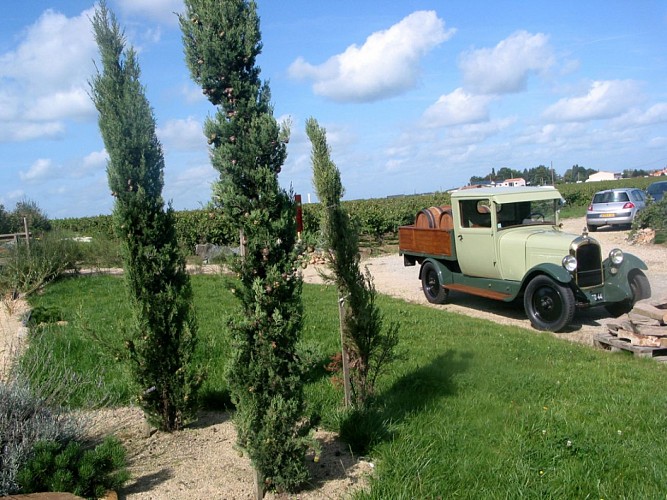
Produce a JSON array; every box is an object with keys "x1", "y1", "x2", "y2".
[
  {"x1": 306, "y1": 117, "x2": 399, "y2": 409},
  {"x1": 90, "y1": 2, "x2": 201, "y2": 432},
  {"x1": 180, "y1": 0, "x2": 309, "y2": 491}
]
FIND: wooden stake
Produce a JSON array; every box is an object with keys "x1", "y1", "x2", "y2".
[
  {"x1": 338, "y1": 295, "x2": 352, "y2": 407},
  {"x1": 253, "y1": 467, "x2": 264, "y2": 499},
  {"x1": 23, "y1": 217, "x2": 30, "y2": 250}
]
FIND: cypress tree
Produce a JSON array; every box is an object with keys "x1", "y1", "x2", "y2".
[
  {"x1": 90, "y1": 2, "x2": 201, "y2": 432},
  {"x1": 306, "y1": 117, "x2": 399, "y2": 408},
  {"x1": 180, "y1": 0, "x2": 309, "y2": 492}
]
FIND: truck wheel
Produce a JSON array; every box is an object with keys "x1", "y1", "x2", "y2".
[
  {"x1": 421, "y1": 262, "x2": 448, "y2": 304},
  {"x1": 524, "y1": 275, "x2": 575, "y2": 332},
  {"x1": 604, "y1": 270, "x2": 651, "y2": 317}
]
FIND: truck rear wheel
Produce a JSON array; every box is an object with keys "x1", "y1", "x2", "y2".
[
  {"x1": 524, "y1": 275, "x2": 575, "y2": 332},
  {"x1": 421, "y1": 262, "x2": 448, "y2": 304}
]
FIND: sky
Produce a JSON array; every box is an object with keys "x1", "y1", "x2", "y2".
[{"x1": 1, "y1": 1, "x2": 666, "y2": 219}]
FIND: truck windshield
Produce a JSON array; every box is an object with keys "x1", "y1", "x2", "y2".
[{"x1": 496, "y1": 199, "x2": 559, "y2": 229}]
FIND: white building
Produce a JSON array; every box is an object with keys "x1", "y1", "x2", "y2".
[
  {"x1": 585, "y1": 171, "x2": 619, "y2": 182},
  {"x1": 498, "y1": 177, "x2": 526, "y2": 187}
]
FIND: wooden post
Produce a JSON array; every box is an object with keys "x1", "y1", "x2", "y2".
[
  {"x1": 239, "y1": 228, "x2": 247, "y2": 259},
  {"x1": 338, "y1": 295, "x2": 352, "y2": 407},
  {"x1": 253, "y1": 467, "x2": 264, "y2": 499},
  {"x1": 295, "y1": 194, "x2": 303, "y2": 241},
  {"x1": 23, "y1": 217, "x2": 30, "y2": 250}
]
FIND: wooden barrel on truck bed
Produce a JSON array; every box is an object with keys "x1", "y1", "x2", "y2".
[{"x1": 414, "y1": 206, "x2": 453, "y2": 230}]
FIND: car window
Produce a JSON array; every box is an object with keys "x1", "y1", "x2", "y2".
[
  {"x1": 648, "y1": 183, "x2": 667, "y2": 196},
  {"x1": 459, "y1": 199, "x2": 491, "y2": 228},
  {"x1": 612, "y1": 191, "x2": 630, "y2": 202}
]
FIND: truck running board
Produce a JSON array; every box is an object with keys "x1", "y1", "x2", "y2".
[{"x1": 444, "y1": 283, "x2": 513, "y2": 301}]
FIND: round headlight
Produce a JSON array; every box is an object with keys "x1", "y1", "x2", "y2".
[
  {"x1": 562, "y1": 255, "x2": 577, "y2": 272},
  {"x1": 609, "y1": 248, "x2": 624, "y2": 265}
]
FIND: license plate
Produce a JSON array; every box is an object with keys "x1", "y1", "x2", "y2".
[
  {"x1": 600, "y1": 213, "x2": 615, "y2": 218},
  {"x1": 592, "y1": 292, "x2": 603, "y2": 301}
]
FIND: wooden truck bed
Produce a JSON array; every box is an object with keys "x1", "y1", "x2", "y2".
[{"x1": 398, "y1": 225, "x2": 454, "y2": 259}]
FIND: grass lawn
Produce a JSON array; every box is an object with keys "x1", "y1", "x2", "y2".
[{"x1": 24, "y1": 274, "x2": 667, "y2": 498}]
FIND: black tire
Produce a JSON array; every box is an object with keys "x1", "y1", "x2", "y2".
[
  {"x1": 421, "y1": 262, "x2": 448, "y2": 304},
  {"x1": 605, "y1": 270, "x2": 651, "y2": 317},
  {"x1": 587, "y1": 224, "x2": 597, "y2": 232},
  {"x1": 524, "y1": 275, "x2": 576, "y2": 332}
]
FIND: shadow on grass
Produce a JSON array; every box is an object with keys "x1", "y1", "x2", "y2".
[{"x1": 339, "y1": 350, "x2": 472, "y2": 453}]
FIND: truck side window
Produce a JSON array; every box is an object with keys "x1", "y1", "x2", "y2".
[{"x1": 459, "y1": 199, "x2": 491, "y2": 228}]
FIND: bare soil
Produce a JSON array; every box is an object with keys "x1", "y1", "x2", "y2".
[{"x1": 1, "y1": 216, "x2": 665, "y2": 499}]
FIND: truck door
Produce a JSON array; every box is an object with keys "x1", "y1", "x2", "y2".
[{"x1": 455, "y1": 198, "x2": 501, "y2": 278}]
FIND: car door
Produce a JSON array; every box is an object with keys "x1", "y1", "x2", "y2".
[{"x1": 455, "y1": 198, "x2": 501, "y2": 278}]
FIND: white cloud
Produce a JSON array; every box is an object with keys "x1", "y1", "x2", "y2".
[
  {"x1": 25, "y1": 87, "x2": 95, "y2": 122},
  {"x1": 181, "y1": 84, "x2": 206, "y2": 104},
  {"x1": 19, "y1": 159, "x2": 55, "y2": 182},
  {"x1": 116, "y1": 0, "x2": 184, "y2": 25},
  {"x1": 613, "y1": 103, "x2": 667, "y2": 128},
  {"x1": 72, "y1": 149, "x2": 109, "y2": 178},
  {"x1": 288, "y1": 11, "x2": 455, "y2": 102},
  {"x1": 0, "y1": 122, "x2": 65, "y2": 143},
  {"x1": 543, "y1": 80, "x2": 644, "y2": 122},
  {"x1": 0, "y1": 7, "x2": 97, "y2": 141},
  {"x1": 421, "y1": 88, "x2": 493, "y2": 128},
  {"x1": 0, "y1": 8, "x2": 96, "y2": 92},
  {"x1": 459, "y1": 31, "x2": 554, "y2": 95},
  {"x1": 157, "y1": 117, "x2": 206, "y2": 151}
]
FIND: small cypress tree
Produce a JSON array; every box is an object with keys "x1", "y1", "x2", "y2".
[
  {"x1": 306, "y1": 117, "x2": 399, "y2": 408},
  {"x1": 90, "y1": 2, "x2": 201, "y2": 432},
  {"x1": 180, "y1": 0, "x2": 309, "y2": 492}
]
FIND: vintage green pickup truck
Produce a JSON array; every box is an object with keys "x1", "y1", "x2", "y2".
[{"x1": 399, "y1": 186, "x2": 651, "y2": 332}]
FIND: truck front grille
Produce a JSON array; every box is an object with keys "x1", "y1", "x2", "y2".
[{"x1": 575, "y1": 242, "x2": 603, "y2": 288}]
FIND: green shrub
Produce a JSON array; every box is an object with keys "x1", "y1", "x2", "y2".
[
  {"x1": 0, "y1": 232, "x2": 81, "y2": 296},
  {"x1": 74, "y1": 235, "x2": 123, "y2": 269},
  {"x1": 16, "y1": 436, "x2": 129, "y2": 499},
  {"x1": 0, "y1": 377, "x2": 80, "y2": 495},
  {"x1": 634, "y1": 197, "x2": 667, "y2": 231}
]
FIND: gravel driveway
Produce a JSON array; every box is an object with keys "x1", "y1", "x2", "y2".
[{"x1": 303, "y1": 217, "x2": 667, "y2": 346}]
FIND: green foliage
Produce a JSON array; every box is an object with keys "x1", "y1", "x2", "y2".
[
  {"x1": 562, "y1": 164, "x2": 598, "y2": 183},
  {"x1": 51, "y1": 215, "x2": 114, "y2": 239},
  {"x1": 0, "y1": 204, "x2": 10, "y2": 234},
  {"x1": 16, "y1": 437, "x2": 129, "y2": 499},
  {"x1": 0, "y1": 233, "x2": 81, "y2": 296},
  {"x1": 0, "y1": 375, "x2": 80, "y2": 495},
  {"x1": 306, "y1": 117, "x2": 398, "y2": 409},
  {"x1": 25, "y1": 276, "x2": 667, "y2": 497},
  {"x1": 91, "y1": 2, "x2": 201, "y2": 431},
  {"x1": 181, "y1": 0, "x2": 309, "y2": 491},
  {"x1": 633, "y1": 197, "x2": 667, "y2": 243},
  {"x1": 0, "y1": 199, "x2": 51, "y2": 235}
]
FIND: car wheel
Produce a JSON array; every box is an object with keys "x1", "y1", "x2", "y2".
[
  {"x1": 421, "y1": 261, "x2": 448, "y2": 304},
  {"x1": 524, "y1": 275, "x2": 576, "y2": 332},
  {"x1": 605, "y1": 270, "x2": 651, "y2": 317},
  {"x1": 586, "y1": 224, "x2": 597, "y2": 232}
]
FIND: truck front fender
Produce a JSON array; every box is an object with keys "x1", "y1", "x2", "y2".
[
  {"x1": 522, "y1": 262, "x2": 573, "y2": 288},
  {"x1": 603, "y1": 251, "x2": 648, "y2": 290}
]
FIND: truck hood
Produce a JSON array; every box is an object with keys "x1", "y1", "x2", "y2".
[{"x1": 497, "y1": 226, "x2": 582, "y2": 280}]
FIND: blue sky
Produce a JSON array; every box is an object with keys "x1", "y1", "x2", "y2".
[{"x1": 1, "y1": 1, "x2": 666, "y2": 218}]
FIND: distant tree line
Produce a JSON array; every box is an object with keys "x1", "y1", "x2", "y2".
[
  {"x1": 0, "y1": 199, "x2": 51, "y2": 235},
  {"x1": 470, "y1": 164, "x2": 655, "y2": 186}
]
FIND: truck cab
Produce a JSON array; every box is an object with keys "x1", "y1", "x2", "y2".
[{"x1": 399, "y1": 186, "x2": 651, "y2": 332}]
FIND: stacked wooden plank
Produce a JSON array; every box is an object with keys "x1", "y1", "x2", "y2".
[{"x1": 595, "y1": 297, "x2": 667, "y2": 358}]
